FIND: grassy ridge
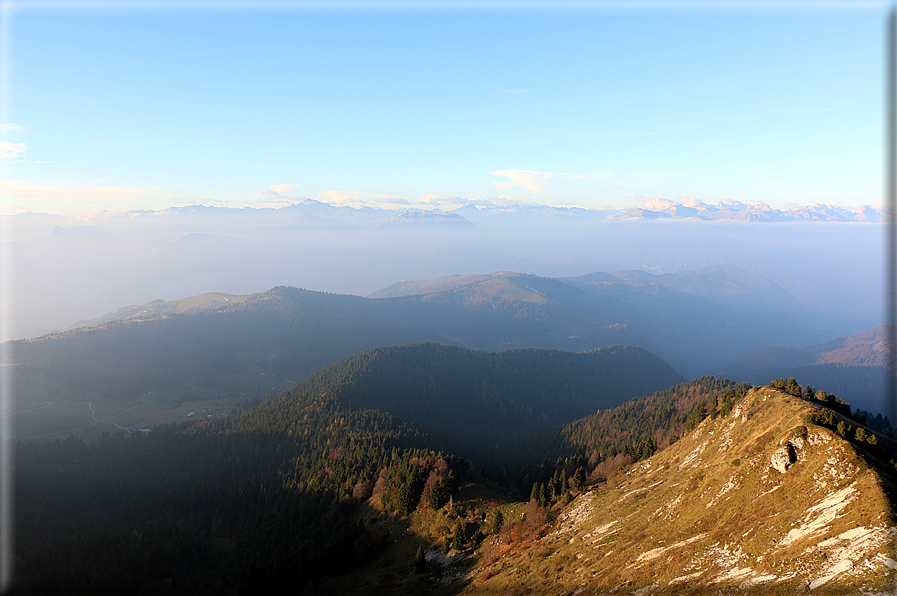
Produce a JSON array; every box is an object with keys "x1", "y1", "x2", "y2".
[{"x1": 468, "y1": 386, "x2": 897, "y2": 595}]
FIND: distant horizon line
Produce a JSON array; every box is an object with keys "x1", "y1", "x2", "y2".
[{"x1": 2, "y1": 197, "x2": 893, "y2": 223}]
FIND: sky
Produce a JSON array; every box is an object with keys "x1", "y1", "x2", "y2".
[{"x1": 0, "y1": 1, "x2": 889, "y2": 215}]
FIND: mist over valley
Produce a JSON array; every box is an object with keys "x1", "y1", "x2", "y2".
[{"x1": 3, "y1": 201, "x2": 884, "y2": 343}]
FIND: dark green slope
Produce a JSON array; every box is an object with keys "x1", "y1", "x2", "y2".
[
  {"x1": 15, "y1": 367, "x2": 458, "y2": 594},
  {"x1": 14, "y1": 334, "x2": 895, "y2": 596},
  {"x1": 286, "y1": 342, "x2": 684, "y2": 463},
  {"x1": 14, "y1": 342, "x2": 683, "y2": 593}
]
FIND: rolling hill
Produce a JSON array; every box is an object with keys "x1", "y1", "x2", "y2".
[
  {"x1": 13, "y1": 342, "x2": 680, "y2": 593},
  {"x1": 363, "y1": 269, "x2": 831, "y2": 377},
  {"x1": 6, "y1": 287, "x2": 446, "y2": 440},
  {"x1": 5, "y1": 267, "x2": 864, "y2": 442}
]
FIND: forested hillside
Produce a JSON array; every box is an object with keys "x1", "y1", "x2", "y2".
[
  {"x1": 13, "y1": 341, "x2": 681, "y2": 593},
  {"x1": 14, "y1": 349, "x2": 895, "y2": 594},
  {"x1": 15, "y1": 373, "x2": 463, "y2": 593},
  {"x1": 505, "y1": 377, "x2": 751, "y2": 502},
  {"x1": 288, "y1": 342, "x2": 683, "y2": 462},
  {"x1": 530, "y1": 377, "x2": 750, "y2": 478}
]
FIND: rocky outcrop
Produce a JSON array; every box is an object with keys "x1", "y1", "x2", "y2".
[
  {"x1": 770, "y1": 433, "x2": 806, "y2": 473},
  {"x1": 770, "y1": 442, "x2": 796, "y2": 473}
]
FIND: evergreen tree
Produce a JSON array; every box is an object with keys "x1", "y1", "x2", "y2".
[
  {"x1": 837, "y1": 420, "x2": 850, "y2": 437},
  {"x1": 492, "y1": 510, "x2": 504, "y2": 535},
  {"x1": 452, "y1": 523, "x2": 464, "y2": 551},
  {"x1": 414, "y1": 545, "x2": 428, "y2": 573},
  {"x1": 572, "y1": 466, "x2": 586, "y2": 493},
  {"x1": 785, "y1": 378, "x2": 801, "y2": 397},
  {"x1": 428, "y1": 480, "x2": 444, "y2": 510},
  {"x1": 538, "y1": 483, "x2": 548, "y2": 508},
  {"x1": 686, "y1": 401, "x2": 707, "y2": 431},
  {"x1": 720, "y1": 393, "x2": 732, "y2": 417},
  {"x1": 445, "y1": 470, "x2": 458, "y2": 496}
]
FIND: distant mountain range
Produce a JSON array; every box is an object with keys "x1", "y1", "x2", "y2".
[
  {"x1": 362, "y1": 268, "x2": 832, "y2": 377},
  {"x1": 611, "y1": 199, "x2": 893, "y2": 222},
  {"x1": 10, "y1": 198, "x2": 893, "y2": 231},
  {"x1": 74, "y1": 265, "x2": 832, "y2": 378}
]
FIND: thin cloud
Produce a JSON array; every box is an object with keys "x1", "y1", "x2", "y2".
[
  {"x1": 490, "y1": 169, "x2": 591, "y2": 192},
  {"x1": 420, "y1": 194, "x2": 470, "y2": 207},
  {"x1": 0, "y1": 142, "x2": 26, "y2": 159},
  {"x1": 1, "y1": 179, "x2": 169, "y2": 206},
  {"x1": 320, "y1": 190, "x2": 410, "y2": 209},
  {"x1": 269, "y1": 183, "x2": 299, "y2": 194},
  {"x1": 260, "y1": 188, "x2": 308, "y2": 204},
  {"x1": 0, "y1": 123, "x2": 23, "y2": 133},
  {"x1": 635, "y1": 196, "x2": 677, "y2": 210}
]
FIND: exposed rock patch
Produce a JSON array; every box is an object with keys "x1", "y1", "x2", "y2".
[{"x1": 770, "y1": 441, "x2": 798, "y2": 473}]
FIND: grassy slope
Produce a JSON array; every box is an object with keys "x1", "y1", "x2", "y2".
[{"x1": 464, "y1": 387, "x2": 896, "y2": 595}]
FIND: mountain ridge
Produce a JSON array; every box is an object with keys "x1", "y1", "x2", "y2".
[{"x1": 464, "y1": 385, "x2": 897, "y2": 594}]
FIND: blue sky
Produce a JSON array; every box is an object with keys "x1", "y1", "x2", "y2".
[{"x1": 0, "y1": 2, "x2": 887, "y2": 215}]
